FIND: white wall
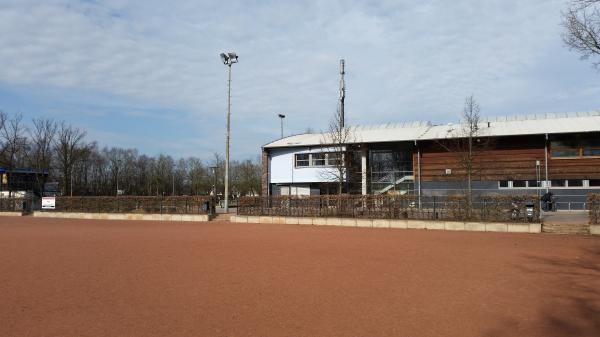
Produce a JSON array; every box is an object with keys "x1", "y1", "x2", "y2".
[{"x1": 269, "y1": 147, "x2": 338, "y2": 184}]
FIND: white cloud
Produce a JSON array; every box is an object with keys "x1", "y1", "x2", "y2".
[{"x1": 0, "y1": 0, "x2": 598, "y2": 158}]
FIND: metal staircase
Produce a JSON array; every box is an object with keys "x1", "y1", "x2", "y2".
[{"x1": 371, "y1": 171, "x2": 414, "y2": 195}]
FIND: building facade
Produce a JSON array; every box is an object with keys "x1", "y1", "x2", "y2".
[{"x1": 261, "y1": 112, "x2": 600, "y2": 210}]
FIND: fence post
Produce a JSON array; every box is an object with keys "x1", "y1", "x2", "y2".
[{"x1": 433, "y1": 196, "x2": 437, "y2": 220}]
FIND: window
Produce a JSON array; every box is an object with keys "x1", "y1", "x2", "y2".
[
  {"x1": 589, "y1": 179, "x2": 600, "y2": 187},
  {"x1": 551, "y1": 135, "x2": 600, "y2": 158},
  {"x1": 327, "y1": 153, "x2": 342, "y2": 166},
  {"x1": 311, "y1": 153, "x2": 326, "y2": 166},
  {"x1": 583, "y1": 148, "x2": 600, "y2": 157},
  {"x1": 295, "y1": 154, "x2": 310, "y2": 167},
  {"x1": 567, "y1": 179, "x2": 583, "y2": 187},
  {"x1": 499, "y1": 181, "x2": 509, "y2": 188},
  {"x1": 512, "y1": 180, "x2": 527, "y2": 188},
  {"x1": 295, "y1": 152, "x2": 342, "y2": 168},
  {"x1": 551, "y1": 148, "x2": 580, "y2": 157},
  {"x1": 527, "y1": 180, "x2": 540, "y2": 188},
  {"x1": 551, "y1": 179, "x2": 566, "y2": 187}
]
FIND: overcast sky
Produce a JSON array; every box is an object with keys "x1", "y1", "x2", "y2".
[{"x1": 0, "y1": 0, "x2": 598, "y2": 160}]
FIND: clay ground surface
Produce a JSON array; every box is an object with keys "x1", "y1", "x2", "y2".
[{"x1": 1, "y1": 217, "x2": 599, "y2": 337}]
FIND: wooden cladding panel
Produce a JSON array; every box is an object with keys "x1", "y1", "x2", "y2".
[{"x1": 417, "y1": 145, "x2": 600, "y2": 182}]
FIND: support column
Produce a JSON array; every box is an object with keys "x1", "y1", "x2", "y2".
[
  {"x1": 261, "y1": 148, "x2": 269, "y2": 196},
  {"x1": 361, "y1": 145, "x2": 368, "y2": 195}
]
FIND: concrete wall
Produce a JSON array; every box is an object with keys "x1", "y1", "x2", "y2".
[
  {"x1": 0, "y1": 211, "x2": 22, "y2": 217},
  {"x1": 230, "y1": 215, "x2": 542, "y2": 234},
  {"x1": 33, "y1": 212, "x2": 210, "y2": 222}
]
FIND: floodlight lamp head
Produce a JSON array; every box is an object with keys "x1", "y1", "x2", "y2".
[
  {"x1": 278, "y1": 114, "x2": 285, "y2": 119},
  {"x1": 227, "y1": 52, "x2": 238, "y2": 64},
  {"x1": 220, "y1": 53, "x2": 228, "y2": 64}
]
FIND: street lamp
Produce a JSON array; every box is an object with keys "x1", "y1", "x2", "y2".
[
  {"x1": 209, "y1": 166, "x2": 217, "y2": 197},
  {"x1": 220, "y1": 52, "x2": 238, "y2": 213},
  {"x1": 278, "y1": 114, "x2": 285, "y2": 139}
]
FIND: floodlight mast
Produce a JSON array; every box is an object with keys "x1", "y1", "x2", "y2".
[
  {"x1": 220, "y1": 51, "x2": 238, "y2": 213},
  {"x1": 339, "y1": 59, "x2": 345, "y2": 128}
]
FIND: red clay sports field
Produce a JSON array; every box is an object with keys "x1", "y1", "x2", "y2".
[{"x1": 1, "y1": 216, "x2": 599, "y2": 337}]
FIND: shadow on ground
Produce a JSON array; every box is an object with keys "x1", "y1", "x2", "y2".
[{"x1": 486, "y1": 244, "x2": 600, "y2": 337}]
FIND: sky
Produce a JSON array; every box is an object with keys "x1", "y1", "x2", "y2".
[{"x1": 0, "y1": 0, "x2": 598, "y2": 160}]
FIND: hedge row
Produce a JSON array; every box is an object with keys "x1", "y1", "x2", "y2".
[
  {"x1": 588, "y1": 194, "x2": 600, "y2": 225},
  {"x1": 48, "y1": 196, "x2": 213, "y2": 214},
  {"x1": 239, "y1": 194, "x2": 540, "y2": 223}
]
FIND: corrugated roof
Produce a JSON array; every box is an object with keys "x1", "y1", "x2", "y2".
[
  {"x1": 421, "y1": 111, "x2": 600, "y2": 140},
  {"x1": 263, "y1": 111, "x2": 600, "y2": 148},
  {"x1": 264, "y1": 121, "x2": 432, "y2": 148}
]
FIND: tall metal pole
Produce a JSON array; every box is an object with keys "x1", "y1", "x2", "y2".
[
  {"x1": 280, "y1": 117, "x2": 283, "y2": 138},
  {"x1": 225, "y1": 64, "x2": 232, "y2": 213}
]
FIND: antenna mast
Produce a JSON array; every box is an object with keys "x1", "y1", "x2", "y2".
[{"x1": 339, "y1": 59, "x2": 346, "y2": 128}]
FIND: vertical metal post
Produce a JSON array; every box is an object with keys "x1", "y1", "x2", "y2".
[
  {"x1": 116, "y1": 165, "x2": 119, "y2": 197},
  {"x1": 339, "y1": 59, "x2": 345, "y2": 128},
  {"x1": 361, "y1": 145, "x2": 368, "y2": 195},
  {"x1": 416, "y1": 141, "x2": 422, "y2": 209},
  {"x1": 225, "y1": 64, "x2": 232, "y2": 213},
  {"x1": 545, "y1": 134, "x2": 549, "y2": 193}
]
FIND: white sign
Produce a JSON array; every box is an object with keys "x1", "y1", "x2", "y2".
[{"x1": 41, "y1": 197, "x2": 56, "y2": 210}]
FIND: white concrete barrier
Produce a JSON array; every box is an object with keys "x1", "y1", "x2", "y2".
[
  {"x1": 33, "y1": 211, "x2": 209, "y2": 222},
  {"x1": 0, "y1": 212, "x2": 22, "y2": 217},
  {"x1": 590, "y1": 224, "x2": 600, "y2": 235},
  {"x1": 230, "y1": 215, "x2": 542, "y2": 234}
]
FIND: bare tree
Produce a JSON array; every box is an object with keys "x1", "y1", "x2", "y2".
[
  {"x1": 1, "y1": 113, "x2": 29, "y2": 196},
  {"x1": 434, "y1": 95, "x2": 490, "y2": 213},
  {"x1": 461, "y1": 95, "x2": 481, "y2": 205},
  {"x1": 233, "y1": 159, "x2": 261, "y2": 196},
  {"x1": 563, "y1": 0, "x2": 600, "y2": 67},
  {"x1": 320, "y1": 108, "x2": 356, "y2": 195},
  {"x1": 28, "y1": 118, "x2": 57, "y2": 195},
  {"x1": 55, "y1": 122, "x2": 86, "y2": 196}
]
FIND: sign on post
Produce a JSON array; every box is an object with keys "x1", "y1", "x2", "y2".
[{"x1": 41, "y1": 197, "x2": 56, "y2": 210}]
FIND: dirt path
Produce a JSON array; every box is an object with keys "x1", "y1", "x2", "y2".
[{"x1": 1, "y1": 216, "x2": 599, "y2": 337}]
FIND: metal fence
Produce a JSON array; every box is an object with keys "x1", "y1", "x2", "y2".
[
  {"x1": 588, "y1": 194, "x2": 600, "y2": 224},
  {"x1": 239, "y1": 194, "x2": 540, "y2": 223},
  {"x1": 45, "y1": 196, "x2": 214, "y2": 214},
  {"x1": 0, "y1": 197, "x2": 26, "y2": 212}
]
